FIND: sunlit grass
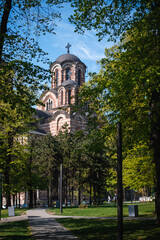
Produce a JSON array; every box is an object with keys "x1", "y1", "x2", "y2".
[
  {"x1": 47, "y1": 202, "x2": 156, "y2": 218},
  {"x1": 1, "y1": 208, "x2": 27, "y2": 218},
  {"x1": 0, "y1": 220, "x2": 33, "y2": 240}
]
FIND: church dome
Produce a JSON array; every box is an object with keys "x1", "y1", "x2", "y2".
[{"x1": 55, "y1": 54, "x2": 81, "y2": 63}]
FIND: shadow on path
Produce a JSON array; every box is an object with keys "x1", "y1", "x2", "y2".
[{"x1": 27, "y1": 209, "x2": 78, "y2": 240}]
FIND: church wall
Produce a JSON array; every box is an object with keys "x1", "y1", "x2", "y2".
[
  {"x1": 38, "y1": 122, "x2": 51, "y2": 134},
  {"x1": 70, "y1": 116, "x2": 87, "y2": 133}
]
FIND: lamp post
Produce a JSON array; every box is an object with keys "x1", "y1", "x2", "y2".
[
  {"x1": 0, "y1": 174, "x2": 2, "y2": 221},
  {"x1": 117, "y1": 122, "x2": 123, "y2": 240}
]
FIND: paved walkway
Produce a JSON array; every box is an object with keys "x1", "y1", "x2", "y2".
[{"x1": 27, "y1": 209, "x2": 78, "y2": 240}]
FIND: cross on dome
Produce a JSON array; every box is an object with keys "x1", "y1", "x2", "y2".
[{"x1": 65, "y1": 43, "x2": 71, "y2": 54}]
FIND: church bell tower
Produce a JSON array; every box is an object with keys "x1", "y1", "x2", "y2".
[{"x1": 37, "y1": 44, "x2": 87, "y2": 135}]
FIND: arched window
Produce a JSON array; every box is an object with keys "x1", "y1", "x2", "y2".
[
  {"x1": 61, "y1": 91, "x2": 63, "y2": 105},
  {"x1": 55, "y1": 69, "x2": 58, "y2": 87},
  {"x1": 66, "y1": 68, "x2": 71, "y2": 80},
  {"x1": 68, "y1": 89, "x2": 71, "y2": 104},
  {"x1": 57, "y1": 117, "x2": 64, "y2": 132},
  {"x1": 50, "y1": 101, "x2": 53, "y2": 109},
  {"x1": 46, "y1": 98, "x2": 53, "y2": 110},
  {"x1": 78, "y1": 69, "x2": 81, "y2": 85}
]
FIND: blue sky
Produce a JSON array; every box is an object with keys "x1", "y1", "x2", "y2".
[{"x1": 38, "y1": 4, "x2": 113, "y2": 83}]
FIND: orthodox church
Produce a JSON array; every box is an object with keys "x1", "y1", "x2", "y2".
[{"x1": 36, "y1": 43, "x2": 88, "y2": 135}]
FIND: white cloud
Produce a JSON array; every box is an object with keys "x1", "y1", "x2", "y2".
[
  {"x1": 38, "y1": 3, "x2": 114, "y2": 78},
  {"x1": 73, "y1": 44, "x2": 105, "y2": 61}
]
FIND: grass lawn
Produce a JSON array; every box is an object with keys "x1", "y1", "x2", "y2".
[
  {"x1": 0, "y1": 220, "x2": 33, "y2": 240},
  {"x1": 56, "y1": 218, "x2": 160, "y2": 240},
  {"x1": 47, "y1": 202, "x2": 156, "y2": 218},
  {"x1": 1, "y1": 208, "x2": 27, "y2": 218}
]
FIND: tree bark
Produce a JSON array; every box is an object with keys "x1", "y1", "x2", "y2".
[
  {"x1": 28, "y1": 145, "x2": 33, "y2": 208},
  {"x1": 47, "y1": 187, "x2": 49, "y2": 207},
  {"x1": 150, "y1": 90, "x2": 160, "y2": 224},
  {"x1": 71, "y1": 186, "x2": 74, "y2": 205},
  {"x1": 19, "y1": 192, "x2": 20, "y2": 208},
  {"x1": 0, "y1": 0, "x2": 12, "y2": 62},
  {"x1": 28, "y1": 189, "x2": 33, "y2": 208},
  {"x1": 78, "y1": 186, "x2": 81, "y2": 205},
  {"x1": 4, "y1": 133, "x2": 13, "y2": 208},
  {"x1": 89, "y1": 184, "x2": 92, "y2": 205}
]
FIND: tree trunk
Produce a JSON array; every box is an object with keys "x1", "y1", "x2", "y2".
[
  {"x1": 71, "y1": 186, "x2": 74, "y2": 205},
  {"x1": 34, "y1": 190, "x2": 37, "y2": 208},
  {"x1": 69, "y1": 181, "x2": 71, "y2": 205},
  {"x1": 49, "y1": 179, "x2": 52, "y2": 207},
  {"x1": 93, "y1": 184, "x2": 96, "y2": 205},
  {"x1": 19, "y1": 192, "x2": 21, "y2": 208},
  {"x1": 16, "y1": 193, "x2": 17, "y2": 207},
  {"x1": 0, "y1": 0, "x2": 12, "y2": 62},
  {"x1": 29, "y1": 189, "x2": 33, "y2": 208},
  {"x1": 13, "y1": 194, "x2": 15, "y2": 206},
  {"x1": 65, "y1": 175, "x2": 68, "y2": 206},
  {"x1": 47, "y1": 187, "x2": 49, "y2": 207},
  {"x1": 5, "y1": 133, "x2": 13, "y2": 208},
  {"x1": 150, "y1": 90, "x2": 160, "y2": 224},
  {"x1": 89, "y1": 184, "x2": 92, "y2": 205}
]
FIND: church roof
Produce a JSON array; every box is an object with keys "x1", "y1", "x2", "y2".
[
  {"x1": 29, "y1": 129, "x2": 46, "y2": 135},
  {"x1": 55, "y1": 53, "x2": 81, "y2": 63},
  {"x1": 50, "y1": 53, "x2": 87, "y2": 70},
  {"x1": 39, "y1": 89, "x2": 57, "y2": 101},
  {"x1": 36, "y1": 109, "x2": 53, "y2": 120},
  {"x1": 61, "y1": 79, "x2": 78, "y2": 87}
]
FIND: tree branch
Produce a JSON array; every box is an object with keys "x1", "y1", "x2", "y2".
[{"x1": 0, "y1": 0, "x2": 12, "y2": 62}]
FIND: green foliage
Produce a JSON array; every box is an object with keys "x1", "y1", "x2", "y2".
[
  {"x1": 1, "y1": 208, "x2": 27, "y2": 218},
  {"x1": 47, "y1": 202, "x2": 155, "y2": 218},
  {"x1": 0, "y1": 0, "x2": 67, "y2": 205},
  {"x1": 123, "y1": 143, "x2": 155, "y2": 191},
  {"x1": 69, "y1": 0, "x2": 160, "y2": 41},
  {"x1": 0, "y1": 220, "x2": 33, "y2": 240},
  {"x1": 75, "y1": 1, "x2": 160, "y2": 203},
  {"x1": 55, "y1": 124, "x2": 109, "y2": 204},
  {"x1": 31, "y1": 134, "x2": 62, "y2": 190}
]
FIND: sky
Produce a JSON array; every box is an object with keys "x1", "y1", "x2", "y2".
[{"x1": 37, "y1": 4, "x2": 113, "y2": 83}]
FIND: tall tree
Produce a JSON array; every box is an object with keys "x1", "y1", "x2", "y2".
[
  {"x1": 30, "y1": 134, "x2": 62, "y2": 207},
  {"x1": 78, "y1": 20, "x2": 160, "y2": 221},
  {"x1": 0, "y1": 0, "x2": 67, "y2": 207}
]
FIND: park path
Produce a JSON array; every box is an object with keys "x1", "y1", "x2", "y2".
[{"x1": 26, "y1": 208, "x2": 78, "y2": 240}]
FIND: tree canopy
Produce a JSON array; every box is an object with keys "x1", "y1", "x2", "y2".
[
  {"x1": 77, "y1": 10, "x2": 160, "y2": 220},
  {"x1": 0, "y1": 0, "x2": 67, "y2": 207},
  {"x1": 69, "y1": 0, "x2": 160, "y2": 41}
]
